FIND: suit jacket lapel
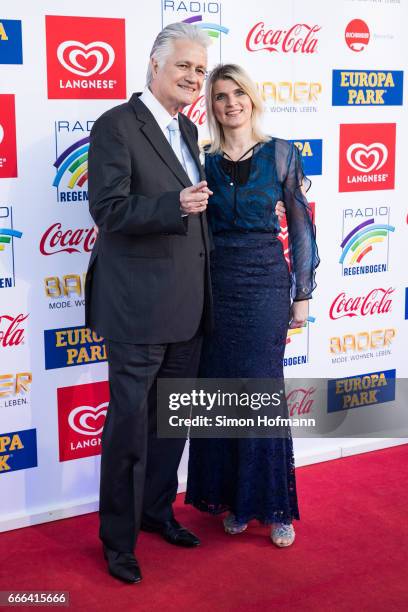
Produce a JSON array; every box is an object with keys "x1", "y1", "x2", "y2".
[{"x1": 129, "y1": 94, "x2": 191, "y2": 188}]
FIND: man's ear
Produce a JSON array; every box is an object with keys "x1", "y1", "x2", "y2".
[{"x1": 151, "y1": 57, "x2": 159, "y2": 79}]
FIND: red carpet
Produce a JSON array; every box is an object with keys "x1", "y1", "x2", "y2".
[{"x1": 1, "y1": 445, "x2": 408, "y2": 611}]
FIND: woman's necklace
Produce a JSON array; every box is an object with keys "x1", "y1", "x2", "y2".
[{"x1": 222, "y1": 143, "x2": 258, "y2": 163}]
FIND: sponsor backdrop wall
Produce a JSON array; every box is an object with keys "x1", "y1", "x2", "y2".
[{"x1": 1, "y1": 0, "x2": 407, "y2": 531}]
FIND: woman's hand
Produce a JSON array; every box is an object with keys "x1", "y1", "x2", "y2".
[
  {"x1": 275, "y1": 200, "x2": 286, "y2": 223},
  {"x1": 289, "y1": 300, "x2": 309, "y2": 329}
]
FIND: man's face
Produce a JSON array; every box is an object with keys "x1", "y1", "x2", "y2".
[{"x1": 150, "y1": 39, "x2": 207, "y2": 115}]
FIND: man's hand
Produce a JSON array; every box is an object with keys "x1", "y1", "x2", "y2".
[
  {"x1": 289, "y1": 300, "x2": 309, "y2": 329},
  {"x1": 180, "y1": 181, "x2": 213, "y2": 215},
  {"x1": 275, "y1": 200, "x2": 286, "y2": 222}
]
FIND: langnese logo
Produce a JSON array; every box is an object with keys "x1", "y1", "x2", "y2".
[
  {"x1": 0, "y1": 206, "x2": 23, "y2": 288},
  {"x1": 328, "y1": 369, "x2": 395, "y2": 413},
  {"x1": 53, "y1": 120, "x2": 94, "y2": 203},
  {"x1": 162, "y1": 2, "x2": 229, "y2": 64},
  {"x1": 0, "y1": 429, "x2": 37, "y2": 473},
  {"x1": 330, "y1": 328, "x2": 395, "y2": 364},
  {"x1": 329, "y1": 287, "x2": 394, "y2": 320},
  {"x1": 332, "y1": 70, "x2": 403, "y2": 106},
  {"x1": 44, "y1": 325, "x2": 106, "y2": 369},
  {"x1": 44, "y1": 273, "x2": 86, "y2": 311},
  {"x1": 0, "y1": 19, "x2": 23, "y2": 64},
  {"x1": 45, "y1": 16, "x2": 126, "y2": 99},
  {"x1": 0, "y1": 94, "x2": 17, "y2": 178},
  {"x1": 340, "y1": 206, "x2": 394, "y2": 276},
  {"x1": 0, "y1": 372, "x2": 32, "y2": 409},
  {"x1": 284, "y1": 315, "x2": 316, "y2": 369},
  {"x1": 57, "y1": 381, "x2": 108, "y2": 461},
  {"x1": 289, "y1": 140, "x2": 322, "y2": 175},
  {"x1": 0, "y1": 313, "x2": 28, "y2": 348},
  {"x1": 246, "y1": 23, "x2": 321, "y2": 54},
  {"x1": 345, "y1": 19, "x2": 370, "y2": 52},
  {"x1": 339, "y1": 123, "x2": 396, "y2": 192},
  {"x1": 259, "y1": 80, "x2": 322, "y2": 114}
]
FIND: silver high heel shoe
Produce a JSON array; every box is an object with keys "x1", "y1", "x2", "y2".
[
  {"x1": 223, "y1": 513, "x2": 248, "y2": 535},
  {"x1": 271, "y1": 523, "x2": 295, "y2": 547}
]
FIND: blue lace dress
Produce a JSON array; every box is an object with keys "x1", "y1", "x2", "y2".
[{"x1": 184, "y1": 138, "x2": 319, "y2": 525}]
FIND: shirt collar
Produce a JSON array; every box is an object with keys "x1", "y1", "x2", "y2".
[{"x1": 139, "y1": 87, "x2": 178, "y2": 133}]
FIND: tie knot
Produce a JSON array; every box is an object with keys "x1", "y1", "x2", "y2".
[{"x1": 168, "y1": 118, "x2": 180, "y2": 132}]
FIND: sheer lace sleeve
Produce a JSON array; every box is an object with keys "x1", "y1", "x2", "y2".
[{"x1": 279, "y1": 141, "x2": 319, "y2": 301}]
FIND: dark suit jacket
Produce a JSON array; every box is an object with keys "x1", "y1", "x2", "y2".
[{"x1": 85, "y1": 93, "x2": 212, "y2": 344}]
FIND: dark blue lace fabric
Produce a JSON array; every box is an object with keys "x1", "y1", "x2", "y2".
[{"x1": 185, "y1": 139, "x2": 318, "y2": 524}]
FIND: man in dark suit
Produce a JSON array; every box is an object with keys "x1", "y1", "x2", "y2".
[{"x1": 85, "y1": 23, "x2": 212, "y2": 583}]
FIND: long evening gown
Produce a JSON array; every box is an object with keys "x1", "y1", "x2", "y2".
[{"x1": 185, "y1": 138, "x2": 319, "y2": 525}]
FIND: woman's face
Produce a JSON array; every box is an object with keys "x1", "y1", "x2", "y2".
[{"x1": 212, "y1": 79, "x2": 253, "y2": 131}]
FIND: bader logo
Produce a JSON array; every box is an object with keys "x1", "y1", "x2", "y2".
[
  {"x1": 0, "y1": 371, "x2": 32, "y2": 409},
  {"x1": 0, "y1": 428, "x2": 37, "y2": 473},
  {"x1": 328, "y1": 368, "x2": 395, "y2": 412},
  {"x1": 330, "y1": 328, "x2": 395, "y2": 364},
  {"x1": 45, "y1": 15, "x2": 126, "y2": 99},
  {"x1": 332, "y1": 70, "x2": 403, "y2": 106},
  {"x1": 345, "y1": 19, "x2": 370, "y2": 52},
  {"x1": 340, "y1": 206, "x2": 394, "y2": 276},
  {"x1": 0, "y1": 19, "x2": 23, "y2": 64},
  {"x1": 57, "y1": 381, "x2": 108, "y2": 461},
  {"x1": 0, "y1": 206, "x2": 23, "y2": 288},
  {"x1": 0, "y1": 94, "x2": 17, "y2": 178},
  {"x1": 339, "y1": 124, "x2": 396, "y2": 192},
  {"x1": 44, "y1": 273, "x2": 86, "y2": 312}
]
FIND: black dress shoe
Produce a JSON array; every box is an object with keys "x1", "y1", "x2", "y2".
[
  {"x1": 103, "y1": 545, "x2": 142, "y2": 583},
  {"x1": 141, "y1": 518, "x2": 200, "y2": 547}
]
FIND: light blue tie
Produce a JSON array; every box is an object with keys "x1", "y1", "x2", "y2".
[{"x1": 167, "y1": 118, "x2": 187, "y2": 172}]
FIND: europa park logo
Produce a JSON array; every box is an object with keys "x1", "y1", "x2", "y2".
[
  {"x1": 45, "y1": 15, "x2": 126, "y2": 99},
  {"x1": 246, "y1": 23, "x2": 321, "y2": 54},
  {"x1": 339, "y1": 124, "x2": 396, "y2": 192}
]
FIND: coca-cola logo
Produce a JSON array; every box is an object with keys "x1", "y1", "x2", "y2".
[
  {"x1": 0, "y1": 314, "x2": 28, "y2": 347},
  {"x1": 183, "y1": 95, "x2": 207, "y2": 126},
  {"x1": 246, "y1": 23, "x2": 321, "y2": 54},
  {"x1": 68, "y1": 402, "x2": 107, "y2": 436},
  {"x1": 346, "y1": 142, "x2": 388, "y2": 173},
  {"x1": 57, "y1": 40, "x2": 115, "y2": 77},
  {"x1": 287, "y1": 387, "x2": 315, "y2": 416},
  {"x1": 40, "y1": 223, "x2": 97, "y2": 255},
  {"x1": 329, "y1": 288, "x2": 394, "y2": 320}
]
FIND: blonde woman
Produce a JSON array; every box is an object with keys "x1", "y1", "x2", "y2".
[{"x1": 185, "y1": 64, "x2": 319, "y2": 546}]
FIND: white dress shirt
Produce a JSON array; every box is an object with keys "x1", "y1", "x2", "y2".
[{"x1": 139, "y1": 87, "x2": 200, "y2": 186}]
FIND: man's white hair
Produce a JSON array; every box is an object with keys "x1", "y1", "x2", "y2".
[{"x1": 146, "y1": 22, "x2": 211, "y2": 86}]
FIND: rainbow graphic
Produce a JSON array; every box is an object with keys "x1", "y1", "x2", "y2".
[
  {"x1": 0, "y1": 227, "x2": 23, "y2": 252},
  {"x1": 182, "y1": 16, "x2": 229, "y2": 38},
  {"x1": 286, "y1": 316, "x2": 315, "y2": 345},
  {"x1": 53, "y1": 136, "x2": 89, "y2": 189},
  {"x1": 340, "y1": 219, "x2": 395, "y2": 266}
]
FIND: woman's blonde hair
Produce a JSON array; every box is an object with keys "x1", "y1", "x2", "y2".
[{"x1": 205, "y1": 63, "x2": 269, "y2": 154}]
